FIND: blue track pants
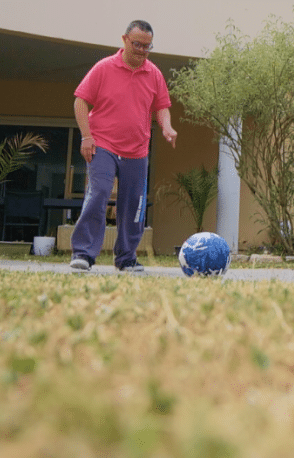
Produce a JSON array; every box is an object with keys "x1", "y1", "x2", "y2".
[{"x1": 71, "y1": 147, "x2": 148, "y2": 268}]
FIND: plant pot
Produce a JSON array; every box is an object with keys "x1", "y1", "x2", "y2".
[
  {"x1": 174, "y1": 246, "x2": 181, "y2": 257},
  {"x1": 33, "y1": 236, "x2": 56, "y2": 256}
]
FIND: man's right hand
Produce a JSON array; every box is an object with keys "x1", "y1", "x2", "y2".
[{"x1": 81, "y1": 137, "x2": 96, "y2": 163}]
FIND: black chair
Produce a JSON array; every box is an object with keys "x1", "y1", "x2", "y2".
[{"x1": 1, "y1": 190, "x2": 45, "y2": 241}]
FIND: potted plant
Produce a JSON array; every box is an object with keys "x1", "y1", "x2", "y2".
[
  {"x1": 0, "y1": 132, "x2": 48, "y2": 184},
  {"x1": 156, "y1": 165, "x2": 219, "y2": 255}
]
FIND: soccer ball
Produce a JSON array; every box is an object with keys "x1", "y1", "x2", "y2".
[{"x1": 178, "y1": 232, "x2": 231, "y2": 277}]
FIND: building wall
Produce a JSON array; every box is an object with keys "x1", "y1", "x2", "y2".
[
  {"x1": 1, "y1": 80, "x2": 76, "y2": 118},
  {"x1": 239, "y1": 180, "x2": 271, "y2": 252}
]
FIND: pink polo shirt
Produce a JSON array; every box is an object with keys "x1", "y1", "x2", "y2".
[{"x1": 74, "y1": 48, "x2": 171, "y2": 158}]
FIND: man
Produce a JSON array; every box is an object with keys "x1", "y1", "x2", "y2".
[{"x1": 70, "y1": 20, "x2": 177, "y2": 271}]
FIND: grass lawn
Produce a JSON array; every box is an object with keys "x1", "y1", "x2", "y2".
[
  {"x1": 0, "y1": 252, "x2": 180, "y2": 267},
  {"x1": 1, "y1": 250, "x2": 294, "y2": 269},
  {"x1": 1, "y1": 266, "x2": 294, "y2": 457}
]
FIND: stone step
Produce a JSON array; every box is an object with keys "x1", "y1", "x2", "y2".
[{"x1": 249, "y1": 254, "x2": 283, "y2": 263}]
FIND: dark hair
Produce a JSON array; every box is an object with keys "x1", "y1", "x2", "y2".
[{"x1": 125, "y1": 20, "x2": 153, "y2": 36}]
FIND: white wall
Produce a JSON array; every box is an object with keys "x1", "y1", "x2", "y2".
[{"x1": 2, "y1": 0, "x2": 293, "y2": 57}]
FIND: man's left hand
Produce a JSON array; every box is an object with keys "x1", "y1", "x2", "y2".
[{"x1": 162, "y1": 127, "x2": 177, "y2": 148}]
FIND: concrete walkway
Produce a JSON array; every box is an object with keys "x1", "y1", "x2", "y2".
[{"x1": 1, "y1": 259, "x2": 294, "y2": 282}]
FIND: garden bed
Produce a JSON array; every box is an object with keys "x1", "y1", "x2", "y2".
[{"x1": 0, "y1": 241, "x2": 31, "y2": 256}]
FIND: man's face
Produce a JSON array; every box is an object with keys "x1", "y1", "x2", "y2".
[{"x1": 122, "y1": 27, "x2": 153, "y2": 67}]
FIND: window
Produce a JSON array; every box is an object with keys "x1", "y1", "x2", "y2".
[{"x1": 0, "y1": 117, "x2": 156, "y2": 231}]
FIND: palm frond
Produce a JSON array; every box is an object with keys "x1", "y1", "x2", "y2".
[
  {"x1": 175, "y1": 166, "x2": 219, "y2": 230},
  {"x1": 0, "y1": 133, "x2": 48, "y2": 183},
  {"x1": 156, "y1": 165, "x2": 218, "y2": 232}
]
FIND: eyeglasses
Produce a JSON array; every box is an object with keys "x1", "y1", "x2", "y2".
[{"x1": 127, "y1": 37, "x2": 153, "y2": 52}]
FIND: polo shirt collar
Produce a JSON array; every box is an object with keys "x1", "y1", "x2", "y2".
[{"x1": 114, "y1": 48, "x2": 152, "y2": 73}]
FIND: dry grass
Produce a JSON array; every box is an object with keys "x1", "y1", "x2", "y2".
[{"x1": 1, "y1": 271, "x2": 294, "y2": 457}]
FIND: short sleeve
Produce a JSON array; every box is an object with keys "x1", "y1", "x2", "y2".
[
  {"x1": 152, "y1": 70, "x2": 172, "y2": 112},
  {"x1": 74, "y1": 62, "x2": 103, "y2": 106}
]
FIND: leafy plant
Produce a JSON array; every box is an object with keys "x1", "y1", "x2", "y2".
[
  {"x1": 169, "y1": 15, "x2": 294, "y2": 254},
  {"x1": 0, "y1": 132, "x2": 48, "y2": 183},
  {"x1": 156, "y1": 165, "x2": 218, "y2": 232}
]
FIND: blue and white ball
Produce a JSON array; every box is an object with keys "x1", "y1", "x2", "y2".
[{"x1": 178, "y1": 232, "x2": 231, "y2": 277}]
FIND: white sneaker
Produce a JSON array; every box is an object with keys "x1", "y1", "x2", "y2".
[
  {"x1": 117, "y1": 260, "x2": 144, "y2": 272},
  {"x1": 70, "y1": 258, "x2": 90, "y2": 270}
]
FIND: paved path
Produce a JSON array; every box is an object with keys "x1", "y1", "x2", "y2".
[{"x1": 1, "y1": 259, "x2": 294, "y2": 282}]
